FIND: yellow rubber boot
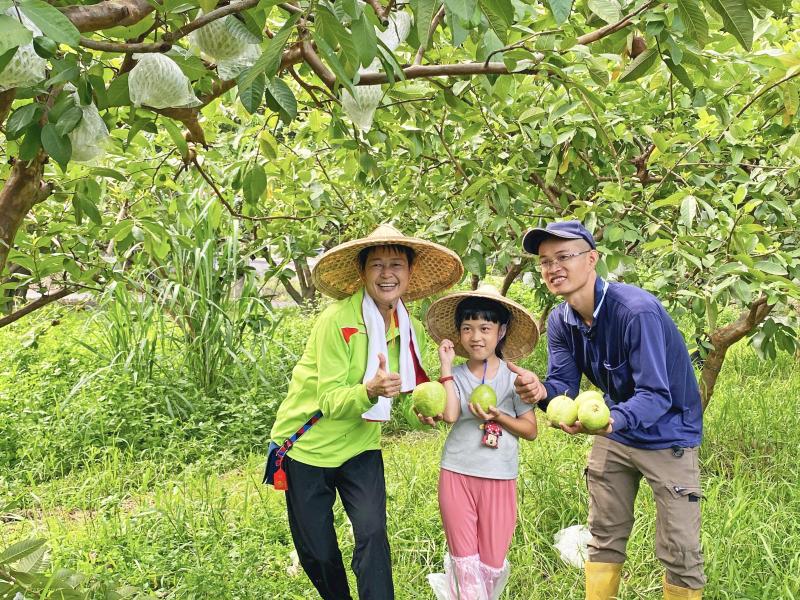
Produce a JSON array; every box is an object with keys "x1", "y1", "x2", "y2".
[
  {"x1": 663, "y1": 578, "x2": 703, "y2": 599},
  {"x1": 585, "y1": 562, "x2": 622, "y2": 600}
]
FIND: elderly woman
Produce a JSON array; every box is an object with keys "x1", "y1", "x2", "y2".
[{"x1": 268, "y1": 224, "x2": 463, "y2": 600}]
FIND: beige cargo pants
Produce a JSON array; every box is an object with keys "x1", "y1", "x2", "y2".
[{"x1": 586, "y1": 436, "x2": 706, "y2": 589}]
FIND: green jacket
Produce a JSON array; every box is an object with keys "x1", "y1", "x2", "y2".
[{"x1": 270, "y1": 288, "x2": 428, "y2": 468}]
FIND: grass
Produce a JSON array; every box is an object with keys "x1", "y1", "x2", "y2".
[{"x1": 1, "y1": 301, "x2": 799, "y2": 599}]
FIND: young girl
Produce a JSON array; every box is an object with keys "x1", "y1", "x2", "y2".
[{"x1": 422, "y1": 285, "x2": 539, "y2": 600}]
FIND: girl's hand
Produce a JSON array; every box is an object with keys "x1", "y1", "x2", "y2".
[
  {"x1": 468, "y1": 402, "x2": 501, "y2": 421},
  {"x1": 439, "y1": 339, "x2": 456, "y2": 370}
]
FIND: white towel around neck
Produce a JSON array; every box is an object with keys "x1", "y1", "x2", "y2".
[{"x1": 361, "y1": 293, "x2": 424, "y2": 421}]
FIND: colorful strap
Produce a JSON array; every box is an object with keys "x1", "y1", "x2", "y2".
[{"x1": 276, "y1": 410, "x2": 323, "y2": 462}]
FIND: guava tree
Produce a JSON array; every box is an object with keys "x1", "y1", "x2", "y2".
[{"x1": 0, "y1": 0, "x2": 797, "y2": 406}]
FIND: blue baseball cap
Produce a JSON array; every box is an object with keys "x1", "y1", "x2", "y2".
[{"x1": 522, "y1": 220, "x2": 596, "y2": 255}]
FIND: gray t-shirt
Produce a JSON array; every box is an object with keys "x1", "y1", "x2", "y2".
[{"x1": 440, "y1": 360, "x2": 533, "y2": 480}]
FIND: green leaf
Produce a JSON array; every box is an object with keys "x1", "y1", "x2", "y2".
[
  {"x1": 351, "y1": 12, "x2": 378, "y2": 68},
  {"x1": 0, "y1": 45, "x2": 17, "y2": 72},
  {"x1": 676, "y1": 0, "x2": 709, "y2": 47},
  {"x1": 754, "y1": 260, "x2": 788, "y2": 275},
  {"x1": 54, "y1": 105, "x2": 83, "y2": 137},
  {"x1": 0, "y1": 538, "x2": 47, "y2": 565},
  {"x1": 161, "y1": 119, "x2": 189, "y2": 160},
  {"x1": 19, "y1": 0, "x2": 80, "y2": 46},
  {"x1": 41, "y1": 123, "x2": 71, "y2": 170},
  {"x1": 6, "y1": 102, "x2": 41, "y2": 138},
  {"x1": 239, "y1": 13, "x2": 299, "y2": 91},
  {"x1": 90, "y1": 167, "x2": 127, "y2": 181},
  {"x1": 265, "y1": 77, "x2": 297, "y2": 123},
  {"x1": 243, "y1": 163, "x2": 267, "y2": 204},
  {"x1": 238, "y1": 70, "x2": 264, "y2": 114},
  {"x1": 18, "y1": 124, "x2": 41, "y2": 160},
  {"x1": 313, "y1": 32, "x2": 356, "y2": 94},
  {"x1": 679, "y1": 194, "x2": 697, "y2": 226},
  {"x1": 587, "y1": 0, "x2": 621, "y2": 23},
  {"x1": 73, "y1": 191, "x2": 101, "y2": 225},
  {"x1": 105, "y1": 73, "x2": 131, "y2": 108},
  {"x1": 411, "y1": 0, "x2": 438, "y2": 47},
  {"x1": 317, "y1": 5, "x2": 360, "y2": 76},
  {"x1": 618, "y1": 47, "x2": 659, "y2": 83},
  {"x1": 546, "y1": 0, "x2": 573, "y2": 24},
  {"x1": 0, "y1": 14, "x2": 33, "y2": 56},
  {"x1": 705, "y1": 0, "x2": 753, "y2": 50},
  {"x1": 664, "y1": 56, "x2": 695, "y2": 92},
  {"x1": 444, "y1": 0, "x2": 477, "y2": 22},
  {"x1": 479, "y1": 0, "x2": 513, "y2": 43}
]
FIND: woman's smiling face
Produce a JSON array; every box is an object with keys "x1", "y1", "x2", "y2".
[{"x1": 360, "y1": 246, "x2": 413, "y2": 309}]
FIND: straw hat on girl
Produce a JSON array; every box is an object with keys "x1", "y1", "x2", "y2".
[
  {"x1": 312, "y1": 224, "x2": 464, "y2": 300},
  {"x1": 425, "y1": 284, "x2": 539, "y2": 361}
]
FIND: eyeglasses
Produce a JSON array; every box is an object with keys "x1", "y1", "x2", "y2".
[{"x1": 538, "y1": 250, "x2": 592, "y2": 271}]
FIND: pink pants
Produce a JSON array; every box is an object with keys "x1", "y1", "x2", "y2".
[{"x1": 438, "y1": 468, "x2": 517, "y2": 569}]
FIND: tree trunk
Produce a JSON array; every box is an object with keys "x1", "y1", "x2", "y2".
[
  {"x1": 0, "y1": 156, "x2": 50, "y2": 276},
  {"x1": 500, "y1": 260, "x2": 528, "y2": 296},
  {"x1": 700, "y1": 295, "x2": 773, "y2": 410},
  {"x1": 295, "y1": 255, "x2": 317, "y2": 303},
  {"x1": 536, "y1": 299, "x2": 555, "y2": 337},
  {"x1": 470, "y1": 274, "x2": 479, "y2": 290}
]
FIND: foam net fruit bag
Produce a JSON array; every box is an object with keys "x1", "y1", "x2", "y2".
[
  {"x1": 128, "y1": 53, "x2": 200, "y2": 109},
  {"x1": 0, "y1": 9, "x2": 47, "y2": 91}
]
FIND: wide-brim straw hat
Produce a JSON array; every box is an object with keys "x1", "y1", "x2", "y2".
[
  {"x1": 312, "y1": 224, "x2": 464, "y2": 301},
  {"x1": 425, "y1": 284, "x2": 539, "y2": 361}
]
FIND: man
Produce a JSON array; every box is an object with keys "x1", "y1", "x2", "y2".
[
  {"x1": 510, "y1": 220, "x2": 705, "y2": 600},
  {"x1": 269, "y1": 224, "x2": 463, "y2": 600}
]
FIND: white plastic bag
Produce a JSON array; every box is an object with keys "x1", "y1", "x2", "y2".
[
  {"x1": 427, "y1": 553, "x2": 510, "y2": 600},
  {"x1": 342, "y1": 10, "x2": 413, "y2": 132},
  {"x1": 0, "y1": 9, "x2": 47, "y2": 91},
  {"x1": 553, "y1": 524, "x2": 592, "y2": 568},
  {"x1": 128, "y1": 53, "x2": 200, "y2": 109},
  {"x1": 62, "y1": 84, "x2": 110, "y2": 162}
]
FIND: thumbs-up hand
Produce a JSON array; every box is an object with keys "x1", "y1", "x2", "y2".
[
  {"x1": 366, "y1": 353, "x2": 402, "y2": 400},
  {"x1": 507, "y1": 360, "x2": 547, "y2": 404}
]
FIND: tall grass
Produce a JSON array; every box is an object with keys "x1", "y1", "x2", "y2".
[{"x1": 1, "y1": 286, "x2": 799, "y2": 598}]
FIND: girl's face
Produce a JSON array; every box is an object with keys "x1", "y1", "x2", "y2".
[{"x1": 459, "y1": 318, "x2": 505, "y2": 362}]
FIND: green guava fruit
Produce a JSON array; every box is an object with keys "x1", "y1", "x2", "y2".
[
  {"x1": 575, "y1": 390, "x2": 605, "y2": 411},
  {"x1": 578, "y1": 398, "x2": 611, "y2": 431},
  {"x1": 412, "y1": 381, "x2": 446, "y2": 417},
  {"x1": 470, "y1": 384, "x2": 497, "y2": 412},
  {"x1": 546, "y1": 394, "x2": 578, "y2": 426}
]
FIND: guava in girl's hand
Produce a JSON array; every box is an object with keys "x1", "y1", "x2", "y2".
[{"x1": 470, "y1": 384, "x2": 496, "y2": 412}]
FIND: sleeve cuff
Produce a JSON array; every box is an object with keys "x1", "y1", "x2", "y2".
[{"x1": 609, "y1": 407, "x2": 628, "y2": 433}]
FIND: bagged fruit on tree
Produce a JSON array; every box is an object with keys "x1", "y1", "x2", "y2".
[{"x1": 128, "y1": 53, "x2": 200, "y2": 109}]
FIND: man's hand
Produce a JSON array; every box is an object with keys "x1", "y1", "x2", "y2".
[
  {"x1": 507, "y1": 361, "x2": 547, "y2": 404},
  {"x1": 558, "y1": 418, "x2": 614, "y2": 436},
  {"x1": 416, "y1": 412, "x2": 443, "y2": 427},
  {"x1": 366, "y1": 353, "x2": 402, "y2": 399}
]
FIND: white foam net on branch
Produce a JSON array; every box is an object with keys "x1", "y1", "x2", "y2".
[
  {"x1": 0, "y1": 8, "x2": 47, "y2": 92},
  {"x1": 128, "y1": 53, "x2": 201, "y2": 109}
]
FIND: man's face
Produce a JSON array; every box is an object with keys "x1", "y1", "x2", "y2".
[
  {"x1": 537, "y1": 238, "x2": 597, "y2": 296},
  {"x1": 360, "y1": 246, "x2": 412, "y2": 308}
]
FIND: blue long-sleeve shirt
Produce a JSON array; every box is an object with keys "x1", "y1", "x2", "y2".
[{"x1": 542, "y1": 277, "x2": 703, "y2": 449}]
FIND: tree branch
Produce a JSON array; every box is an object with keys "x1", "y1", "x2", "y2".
[
  {"x1": 0, "y1": 287, "x2": 75, "y2": 329},
  {"x1": 302, "y1": 41, "x2": 336, "y2": 90},
  {"x1": 364, "y1": 0, "x2": 390, "y2": 24},
  {"x1": 575, "y1": 0, "x2": 657, "y2": 45},
  {"x1": 77, "y1": 0, "x2": 261, "y2": 52},
  {"x1": 62, "y1": 0, "x2": 156, "y2": 33},
  {"x1": 413, "y1": 4, "x2": 446, "y2": 66}
]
